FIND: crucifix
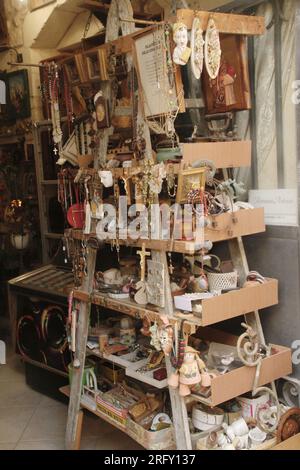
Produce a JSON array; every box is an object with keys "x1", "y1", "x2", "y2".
[{"x1": 137, "y1": 243, "x2": 151, "y2": 282}]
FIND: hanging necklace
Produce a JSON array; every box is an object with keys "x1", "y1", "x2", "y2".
[
  {"x1": 49, "y1": 63, "x2": 63, "y2": 159},
  {"x1": 167, "y1": 164, "x2": 177, "y2": 198}
]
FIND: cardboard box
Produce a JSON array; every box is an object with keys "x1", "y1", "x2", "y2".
[
  {"x1": 194, "y1": 328, "x2": 292, "y2": 407},
  {"x1": 181, "y1": 140, "x2": 251, "y2": 168},
  {"x1": 200, "y1": 279, "x2": 278, "y2": 326},
  {"x1": 96, "y1": 395, "x2": 128, "y2": 429},
  {"x1": 204, "y1": 208, "x2": 265, "y2": 242}
]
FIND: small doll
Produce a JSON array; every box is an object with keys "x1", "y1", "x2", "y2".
[
  {"x1": 149, "y1": 316, "x2": 174, "y2": 356},
  {"x1": 159, "y1": 323, "x2": 174, "y2": 356},
  {"x1": 169, "y1": 346, "x2": 211, "y2": 397}
]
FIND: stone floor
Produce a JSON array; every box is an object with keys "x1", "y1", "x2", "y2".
[{"x1": 0, "y1": 343, "x2": 142, "y2": 450}]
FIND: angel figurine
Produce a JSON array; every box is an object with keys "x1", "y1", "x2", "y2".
[{"x1": 172, "y1": 23, "x2": 192, "y2": 66}]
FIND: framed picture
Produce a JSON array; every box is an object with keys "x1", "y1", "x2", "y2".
[
  {"x1": 7, "y1": 69, "x2": 31, "y2": 120},
  {"x1": 176, "y1": 167, "x2": 207, "y2": 204},
  {"x1": 94, "y1": 92, "x2": 110, "y2": 129},
  {"x1": 133, "y1": 27, "x2": 185, "y2": 119},
  {"x1": 63, "y1": 56, "x2": 81, "y2": 86},
  {"x1": 85, "y1": 51, "x2": 101, "y2": 81},
  {"x1": 98, "y1": 48, "x2": 109, "y2": 81},
  {"x1": 202, "y1": 35, "x2": 251, "y2": 114},
  {"x1": 74, "y1": 53, "x2": 89, "y2": 84}
]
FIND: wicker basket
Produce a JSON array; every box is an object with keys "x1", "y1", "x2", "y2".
[{"x1": 207, "y1": 271, "x2": 238, "y2": 292}]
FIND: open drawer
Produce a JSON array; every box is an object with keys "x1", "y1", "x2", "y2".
[
  {"x1": 200, "y1": 278, "x2": 278, "y2": 326},
  {"x1": 181, "y1": 140, "x2": 252, "y2": 168},
  {"x1": 192, "y1": 328, "x2": 292, "y2": 407},
  {"x1": 203, "y1": 208, "x2": 265, "y2": 242}
]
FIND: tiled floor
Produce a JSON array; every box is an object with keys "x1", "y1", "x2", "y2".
[{"x1": 0, "y1": 345, "x2": 142, "y2": 450}]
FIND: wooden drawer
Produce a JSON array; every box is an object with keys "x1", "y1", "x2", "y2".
[
  {"x1": 191, "y1": 338, "x2": 291, "y2": 407},
  {"x1": 203, "y1": 208, "x2": 265, "y2": 242},
  {"x1": 181, "y1": 140, "x2": 251, "y2": 168},
  {"x1": 191, "y1": 328, "x2": 292, "y2": 407},
  {"x1": 209, "y1": 345, "x2": 291, "y2": 406},
  {"x1": 201, "y1": 278, "x2": 278, "y2": 326}
]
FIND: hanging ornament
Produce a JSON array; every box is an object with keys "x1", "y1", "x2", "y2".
[
  {"x1": 205, "y1": 17, "x2": 221, "y2": 80},
  {"x1": 191, "y1": 16, "x2": 204, "y2": 79}
]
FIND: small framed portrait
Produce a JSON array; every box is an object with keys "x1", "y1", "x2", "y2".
[
  {"x1": 7, "y1": 69, "x2": 31, "y2": 120},
  {"x1": 63, "y1": 57, "x2": 81, "y2": 86},
  {"x1": 176, "y1": 167, "x2": 207, "y2": 204},
  {"x1": 94, "y1": 91, "x2": 110, "y2": 129},
  {"x1": 202, "y1": 35, "x2": 251, "y2": 114},
  {"x1": 85, "y1": 51, "x2": 101, "y2": 81}
]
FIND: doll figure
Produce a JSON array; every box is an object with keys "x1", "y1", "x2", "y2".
[
  {"x1": 178, "y1": 346, "x2": 206, "y2": 397},
  {"x1": 173, "y1": 23, "x2": 191, "y2": 66},
  {"x1": 157, "y1": 315, "x2": 174, "y2": 356}
]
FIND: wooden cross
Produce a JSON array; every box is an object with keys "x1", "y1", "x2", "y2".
[{"x1": 137, "y1": 243, "x2": 151, "y2": 282}]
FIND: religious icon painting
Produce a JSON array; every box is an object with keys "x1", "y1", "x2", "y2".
[{"x1": 202, "y1": 34, "x2": 251, "y2": 114}]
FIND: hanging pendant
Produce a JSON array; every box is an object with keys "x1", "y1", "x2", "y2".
[
  {"x1": 191, "y1": 17, "x2": 204, "y2": 80},
  {"x1": 84, "y1": 201, "x2": 92, "y2": 235},
  {"x1": 205, "y1": 17, "x2": 222, "y2": 80}
]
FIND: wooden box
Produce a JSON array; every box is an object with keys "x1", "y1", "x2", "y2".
[
  {"x1": 99, "y1": 362, "x2": 125, "y2": 383},
  {"x1": 181, "y1": 140, "x2": 251, "y2": 168},
  {"x1": 201, "y1": 278, "x2": 278, "y2": 326}
]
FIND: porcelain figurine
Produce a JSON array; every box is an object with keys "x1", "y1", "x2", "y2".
[{"x1": 172, "y1": 23, "x2": 191, "y2": 66}]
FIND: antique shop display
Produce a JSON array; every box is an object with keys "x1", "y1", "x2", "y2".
[{"x1": 25, "y1": 4, "x2": 293, "y2": 451}]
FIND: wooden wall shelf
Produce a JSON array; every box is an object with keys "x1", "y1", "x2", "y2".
[{"x1": 175, "y1": 9, "x2": 265, "y2": 35}]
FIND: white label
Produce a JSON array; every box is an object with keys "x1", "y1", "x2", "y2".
[{"x1": 249, "y1": 189, "x2": 298, "y2": 226}]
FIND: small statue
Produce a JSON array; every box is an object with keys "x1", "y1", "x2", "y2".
[
  {"x1": 172, "y1": 23, "x2": 191, "y2": 66},
  {"x1": 168, "y1": 346, "x2": 208, "y2": 397}
]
